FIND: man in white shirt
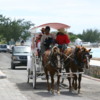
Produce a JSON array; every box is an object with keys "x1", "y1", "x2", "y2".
[{"x1": 41, "y1": 26, "x2": 54, "y2": 55}]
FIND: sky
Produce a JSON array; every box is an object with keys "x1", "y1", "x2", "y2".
[{"x1": 0, "y1": 0, "x2": 100, "y2": 34}]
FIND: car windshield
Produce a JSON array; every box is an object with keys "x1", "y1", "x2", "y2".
[{"x1": 13, "y1": 46, "x2": 31, "y2": 53}]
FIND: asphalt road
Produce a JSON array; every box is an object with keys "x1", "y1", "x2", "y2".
[{"x1": 0, "y1": 53, "x2": 100, "y2": 100}]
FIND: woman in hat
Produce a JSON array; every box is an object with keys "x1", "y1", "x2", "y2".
[{"x1": 56, "y1": 28, "x2": 70, "y2": 52}]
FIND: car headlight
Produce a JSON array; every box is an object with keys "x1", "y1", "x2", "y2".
[{"x1": 12, "y1": 56, "x2": 19, "y2": 60}]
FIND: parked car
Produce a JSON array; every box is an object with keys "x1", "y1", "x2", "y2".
[
  {"x1": 11, "y1": 45, "x2": 31, "y2": 69},
  {"x1": 0, "y1": 44, "x2": 8, "y2": 52}
]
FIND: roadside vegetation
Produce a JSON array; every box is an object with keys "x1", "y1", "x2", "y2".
[
  {"x1": 0, "y1": 14, "x2": 34, "y2": 44},
  {"x1": 0, "y1": 14, "x2": 100, "y2": 44},
  {"x1": 69, "y1": 29, "x2": 100, "y2": 42}
]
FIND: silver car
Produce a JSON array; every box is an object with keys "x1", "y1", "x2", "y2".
[{"x1": 11, "y1": 45, "x2": 31, "y2": 69}]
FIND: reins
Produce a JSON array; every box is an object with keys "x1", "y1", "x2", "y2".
[{"x1": 63, "y1": 48, "x2": 75, "y2": 62}]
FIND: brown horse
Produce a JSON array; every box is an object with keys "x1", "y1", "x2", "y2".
[
  {"x1": 42, "y1": 46, "x2": 63, "y2": 94},
  {"x1": 63, "y1": 46, "x2": 92, "y2": 93}
]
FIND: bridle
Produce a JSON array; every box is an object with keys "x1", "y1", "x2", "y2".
[
  {"x1": 63, "y1": 47, "x2": 92, "y2": 69},
  {"x1": 49, "y1": 52, "x2": 62, "y2": 69},
  {"x1": 75, "y1": 49, "x2": 92, "y2": 68}
]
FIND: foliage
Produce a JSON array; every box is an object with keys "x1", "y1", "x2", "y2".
[
  {"x1": 1, "y1": 14, "x2": 100, "y2": 43},
  {"x1": 77, "y1": 29, "x2": 100, "y2": 42},
  {"x1": 68, "y1": 32, "x2": 78, "y2": 42},
  {"x1": 0, "y1": 35, "x2": 6, "y2": 44},
  {"x1": 0, "y1": 14, "x2": 34, "y2": 43}
]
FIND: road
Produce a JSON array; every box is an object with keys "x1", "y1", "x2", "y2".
[{"x1": 0, "y1": 53, "x2": 100, "y2": 100}]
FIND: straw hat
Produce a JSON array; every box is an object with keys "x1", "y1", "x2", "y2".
[{"x1": 57, "y1": 28, "x2": 66, "y2": 34}]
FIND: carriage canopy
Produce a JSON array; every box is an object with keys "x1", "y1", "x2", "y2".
[{"x1": 32, "y1": 22, "x2": 70, "y2": 30}]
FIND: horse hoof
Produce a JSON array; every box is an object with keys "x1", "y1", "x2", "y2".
[
  {"x1": 69, "y1": 87, "x2": 73, "y2": 92},
  {"x1": 74, "y1": 87, "x2": 77, "y2": 90},
  {"x1": 48, "y1": 89, "x2": 50, "y2": 92},
  {"x1": 57, "y1": 91, "x2": 60, "y2": 95},
  {"x1": 78, "y1": 90, "x2": 80, "y2": 94},
  {"x1": 69, "y1": 89, "x2": 72, "y2": 92},
  {"x1": 47, "y1": 88, "x2": 50, "y2": 92},
  {"x1": 50, "y1": 89, "x2": 54, "y2": 94}
]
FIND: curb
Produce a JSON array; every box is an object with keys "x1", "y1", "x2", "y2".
[
  {"x1": 0, "y1": 70, "x2": 7, "y2": 79},
  {"x1": 83, "y1": 74, "x2": 100, "y2": 82}
]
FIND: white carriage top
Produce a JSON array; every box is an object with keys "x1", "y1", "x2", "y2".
[{"x1": 30, "y1": 22, "x2": 71, "y2": 51}]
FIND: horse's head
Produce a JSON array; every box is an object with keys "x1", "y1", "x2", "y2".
[
  {"x1": 81, "y1": 47, "x2": 92, "y2": 68},
  {"x1": 75, "y1": 46, "x2": 92, "y2": 69},
  {"x1": 50, "y1": 46, "x2": 62, "y2": 69}
]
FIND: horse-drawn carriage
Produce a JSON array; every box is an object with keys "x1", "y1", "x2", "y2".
[{"x1": 27, "y1": 23, "x2": 92, "y2": 94}]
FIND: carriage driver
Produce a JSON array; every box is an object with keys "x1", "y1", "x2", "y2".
[
  {"x1": 40, "y1": 26, "x2": 54, "y2": 55},
  {"x1": 56, "y1": 28, "x2": 70, "y2": 52}
]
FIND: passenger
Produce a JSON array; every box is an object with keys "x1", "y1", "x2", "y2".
[
  {"x1": 37, "y1": 34, "x2": 42, "y2": 57},
  {"x1": 35, "y1": 28, "x2": 45, "y2": 47},
  {"x1": 41, "y1": 28, "x2": 45, "y2": 34},
  {"x1": 41, "y1": 26, "x2": 54, "y2": 55},
  {"x1": 56, "y1": 28, "x2": 70, "y2": 52},
  {"x1": 35, "y1": 36, "x2": 39, "y2": 47},
  {"x1": 21, "y1": 40, "x2": 24, "y2": 46}
]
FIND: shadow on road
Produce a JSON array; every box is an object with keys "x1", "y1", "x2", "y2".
[
  {"x1": 16, "y1": 82, "x2": 34, "y2": 91},
  {"x1": 8, "y1": 67, "x2": 27, "y2": 70},
  {"x1": 16, "y1": 81, "x2": 47, "y2": 91},
  {"x1": 14, "y1": 68, "x2": 27, "y2": 70},
  {"x1": 35, "y1": 90, "x2": 82, "y2": 97},
  {"x1": 35, "y1": 91, "x2": 55, "y2": 97},
  {"x1": 61, "y1": 91, "x2": 82, "y2": 97},
  {"x1": 16, "y1": 81, "x2": 82, "y2": 97}
]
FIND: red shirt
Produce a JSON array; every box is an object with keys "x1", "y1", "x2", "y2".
[{"x1": 56, "y1": 34, "x2": 70, "y2": 45}]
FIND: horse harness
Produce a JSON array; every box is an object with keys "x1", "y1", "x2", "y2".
[
  {"x1": 64, "y1": 48, "x2": 91, "y2": 68},
  {"x1": 44, "y1": 52, "x2": 62, "y2": 74}
]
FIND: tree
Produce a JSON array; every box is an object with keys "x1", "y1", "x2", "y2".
[
  {"x1": 80, "y1": 29, "x2": 100, "y2": 42},
  {"x1": 0, "y1": 34, "x2": 6, "y2": 44},
  {"x1": 68, "y1": 32, "x2": 78, "y2": 42},
  {"x1": 0, "y1": 14, "x2": 34, "y2": 43},
  {"x1": 77, "y1": 34, "x2": 83, "y2": 40}
]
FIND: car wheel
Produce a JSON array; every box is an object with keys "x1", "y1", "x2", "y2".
[{"x1": 11, "y1": 62, "x2": 15, "y2": 69}]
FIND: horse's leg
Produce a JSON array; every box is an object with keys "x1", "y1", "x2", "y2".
[
  {"x1": 65, "y1": 67, "x2": 72, "y2": 91},
  {"x1": 72, "y1": 76, "x2": 74, "y2": 89},
  {"x1": 78, "y1": 74, "x2": 82, "y2": 94},
  {"x1": 45, "y1": 70, "x2": 50, "y2": 91},
  {"x1": 73, "y1": 74, "x2": 77, "y2": 90},
  {"x1": 50, "y1": 74, "x2": 55, "y2": 94},
  {"x1": 57, "y1": 75, "x2": 61, "y2": 94},
  {"x1": 67, "y1": 77, "x2": 72, "y2": 91},
  {"x1": 68, "y1": 70, "x2": 72, "y2": 91}
]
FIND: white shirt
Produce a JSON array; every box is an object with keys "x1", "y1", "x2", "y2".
[{"x1": 41, "y1": 34, "x2": 53, "y2": 46}]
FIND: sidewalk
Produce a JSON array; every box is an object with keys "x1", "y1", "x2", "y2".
[
  {"x1": 90, "y1": 60, "x2": 100, "y2": 67},
  {"x1": 0, "y1": 71, "x2": 28, "y2": 100}
]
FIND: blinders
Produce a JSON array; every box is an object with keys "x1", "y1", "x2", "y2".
[
  {"x1": 78, "y1": 49, "x2": 92, "y2": 68},
  {"x1": 81, "y1": 52, "x2": 92, "y2": 63},
  {"x1": 74, "y1": 47, "x2": 92, "y2": 68}
]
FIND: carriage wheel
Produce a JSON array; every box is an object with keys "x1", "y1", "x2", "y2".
[
  {"x1": 27, "y1": 69, "x2": 30, "y2": 83},
  {"x1": 33, "y1": 57, "x2": 36, "y2": 89},
  {"x1": 61, "y1": 78, "x2": 64, "y2": 84}
]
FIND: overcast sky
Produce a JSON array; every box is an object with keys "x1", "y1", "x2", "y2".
[{"x1": 0, "y1": 0, "x2": 100, "y2": 34}]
